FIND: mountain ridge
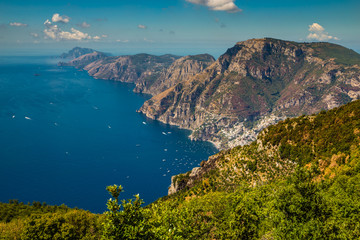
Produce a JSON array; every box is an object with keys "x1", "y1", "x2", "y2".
[
  {"x1": 59, "y1": 49, "x2": 215, "y2": 96},
  {"x1": 139, "y1": 38, "x2": 360, "y2": 149}
]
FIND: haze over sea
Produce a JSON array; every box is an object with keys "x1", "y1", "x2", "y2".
[{"x1": 0, "y1": 56, "x2": 217, "y2": 213}]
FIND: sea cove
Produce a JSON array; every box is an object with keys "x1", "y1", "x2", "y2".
[{"x1": 0, "y1": 56, "x2": 217, "y2": 213}]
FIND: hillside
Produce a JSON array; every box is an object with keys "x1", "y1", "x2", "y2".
[
  {"x1": 168, "y1": 98, "x2": 360, "y2": 195},
  {"x1": 139, "y1": 38, "x2": 360, "y2": 149},
  {"x1": 2, "y1": 99, "x2": 360, "y2": 239},
  {"x1": 148, "y1": 98, "x2": 360, "y2": 239},
  {"x1": 134, "y1": 54, "x2": 215, "y2": 95},
  {"x1": 59, "y1": 51, "x2": 215, "y2": 97}
]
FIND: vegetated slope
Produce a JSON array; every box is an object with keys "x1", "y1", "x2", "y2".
[
  {"x1": 140, "y1": 38, "x2": 360, "y2": 149},
  {"x1": 1, "y1": 100, "x2": 360, "y2": 239},
  {"x1": 148, "y1": 99, "x2": 360, "y2": 239},
  {"x1": 168, "y1": 98, "x2": 360, "y2": 196},
  {"x1": 0, "y1": 201, "x2": 100, "y2": 239}
]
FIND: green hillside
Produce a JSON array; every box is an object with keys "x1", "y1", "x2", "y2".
[
  {"x1": 308, "y1": 42, "x2": 360, "y2": 66},
  {"x1": 1, "y1": 100, "x2": 360, "y2": 239}
]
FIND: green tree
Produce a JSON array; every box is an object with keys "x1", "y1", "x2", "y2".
[{"x1": 101, "y1": 185, "x2": 154, "y2": 239}]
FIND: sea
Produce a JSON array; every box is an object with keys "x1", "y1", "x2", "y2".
[{"x1": 0, "y1": 56, "x2": 217, "y2": 213}]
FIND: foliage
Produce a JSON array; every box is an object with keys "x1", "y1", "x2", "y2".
[
  {"x1": 0, "y1": 200, "x2": 71, "y2": 223},
  {"x1": 101, "y1": 185, "x2": 154, "y2": 240},
  {"x1": 21, "y1": 210, "x2": 100, "y2": 240},
  {"x1": 309, "y1": 42, "x2": 360, "y2": 66},
  {"x1": 0, "y1": 202, "x2": 100, "y2": 240}
]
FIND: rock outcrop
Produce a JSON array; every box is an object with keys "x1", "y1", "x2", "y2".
[
  {"x1": 134, "y1": 54, "x2": 215, "y2": 95},
  {"x1": 139, "y1": 38, "x2": 360, "y2": 149}
]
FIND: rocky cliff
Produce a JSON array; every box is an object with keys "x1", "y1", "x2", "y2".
[
  {"x1": 139, "y1": 38, "x2": 360, "y2": 149},
  {"x1": 134, "y1": 54, "x2": 215, "y2": 95},
  {"x1": 60, "y1": 51, "x2": 215, "y2": 96},
  {"x1": 82, "y1": 54, "x2": 180, "y2": 86}
]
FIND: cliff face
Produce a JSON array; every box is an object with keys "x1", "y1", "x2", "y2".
[
  {"x1": 82, "y1": 54, "x2": 180, "y2": 85},
  {"x1": 134, "y1": 54, "x2": 215, "y2": 95},
  {"x1": 60, "y1": 51, "x2": 215, "y2": 97},
  {"x1": 139, "y1": 38, "x2": 360, "y2": 149}
]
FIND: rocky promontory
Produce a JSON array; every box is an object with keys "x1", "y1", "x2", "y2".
[
  {"x1": 139, "y1": 38, "x2": 360, "y2": 149},
  {"x1": 59, "y1": 49, "x2": 215, "y2": 96}
]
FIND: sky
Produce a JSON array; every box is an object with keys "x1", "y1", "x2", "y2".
[{"x1": 0, "y1": 0, "x2": 359, "y2": 57}]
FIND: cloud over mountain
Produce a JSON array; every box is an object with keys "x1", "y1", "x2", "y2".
[{"x1": 307, "y1": 23, "x2": 339, "y2": 41}]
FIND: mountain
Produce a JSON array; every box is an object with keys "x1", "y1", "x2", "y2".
[
  {"x1": 59, "y1": 52, "x2": 215, "y2": 96},
  {"x1": 133, "y1": 54, "x2": 215, "y2": 95},
  {"x1": 139, "y1": 38, "x2": 360, "y2": 149},
  {"x1": 59, "y1": 51, "x2": 108, "y2": 68},
  {"x1": 59, "y1": 47, "x2": 98, "y2": 59},
  {"x1": 82, "y1": 53, "x2": 180, "y2": 86}
]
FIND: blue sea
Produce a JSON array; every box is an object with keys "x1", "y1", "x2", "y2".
[{"x1": 0, "y1": 56, "x2": 217, "y2": 213}]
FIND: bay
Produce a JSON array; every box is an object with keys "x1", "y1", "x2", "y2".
[{"x1": 0, "y1": 56, "x2": 217, "y2": 213}]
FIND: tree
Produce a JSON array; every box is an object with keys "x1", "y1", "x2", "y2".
[{"x1": 101, "y1": 185, "x2": 154, "y2": 239}]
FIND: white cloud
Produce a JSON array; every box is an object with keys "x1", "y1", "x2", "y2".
[
  {"x1": 308, "y1": 23, "x2": 324, "y2": 32},
  {"x1": 307, "y1": 23, "x2": 339, "y2": 41},
  {"x1": 9, "y1": 22, "x2": 28, "y2": 27},
  {"x1": 43, "y1": 19, "x2": 91, "y2": 41},
  {"x1": 77, "y1": 21, "x2": 90, "y2": 28},
  {"x1": 52, "y1": 13, "x2": 70, "y2": 23},
  {"x1": 59, "y1": 28, "x2": 90, "y2": 40},
  {"x1": 92, "y1": 35, "x2": 107, "y2": 40},
  {"x1": 138, "y1": 24, "x2": 147, "y2": 29},
  {"x1": 186, "y1": 0, "x2": 241, "y2": 13}
]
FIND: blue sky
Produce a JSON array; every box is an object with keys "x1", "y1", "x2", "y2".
[{"x1": 0, "y1": 0, "x2": 359, "y2": 57}]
